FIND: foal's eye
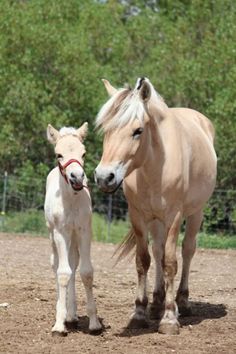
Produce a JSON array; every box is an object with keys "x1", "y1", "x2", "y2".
[
  {"x1": 132, "y1": 127, "x2": 143, "y2": 139},
  {"x1": 56, "y1": 154, "x2": 63, "y2": 159}
]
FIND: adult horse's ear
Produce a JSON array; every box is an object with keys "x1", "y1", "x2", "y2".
[
  {"x1": 77, "y1": 122, "x2": 88, "y2": 142},
  {"x1": 102, "y1": 79, "x2": 118, "y2": 96},
  {"x1": 138, "y1": 79, "x2": 152, "y2": 103},
  {"x1": 47, "y1": 124, "x2": 60, "y2": 144}
]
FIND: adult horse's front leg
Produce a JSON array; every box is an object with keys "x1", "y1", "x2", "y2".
[
  {"x1": 149, "y1": 219, "x2": 166, "y2": 319},
  {"x1": 52, "y1": 230, "x2": 72, "y2": 336},
  {"x1": 129, "y1": 212, "x2": 150, "y2": 328},
  {"x1": 158, "y1": 212, "x2": 182, "y2": 335}
]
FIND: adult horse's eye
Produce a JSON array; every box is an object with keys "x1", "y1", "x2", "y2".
[
  {"x1": 56, "y1": 154, "x2": 63, "y2": 159},
  {"x1": 132, "y1": 127, "x2": 143, "y2": 139}
]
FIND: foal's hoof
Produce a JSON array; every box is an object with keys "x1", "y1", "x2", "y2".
[
  {"x1": 158, "y1": 321, "x2": 180, "y2": 335},
  {"x1": 52, "y1": 330, "x2": 68, "y2": 337},
  {"x1": 128, "y1": 315, "x2": 149, "y2": 329}
]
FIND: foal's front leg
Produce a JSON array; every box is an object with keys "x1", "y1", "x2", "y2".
[
  {"x1": 78, "y1": 224, "x2": 102, "y2": 334},
  {"x1": 66, "y1": 238, "x2": 79, "y2": 326},
  {"x1": 52, "y1": 230, "x2": 72, "y2": 335}
]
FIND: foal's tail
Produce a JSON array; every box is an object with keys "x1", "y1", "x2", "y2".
[{"x1": 112, "y1": 228, "x2": 136, "y2": 266}]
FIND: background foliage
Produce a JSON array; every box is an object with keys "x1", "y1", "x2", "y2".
[{"x1": 0, "y1": 0, "x2": 235, "y2": 189}]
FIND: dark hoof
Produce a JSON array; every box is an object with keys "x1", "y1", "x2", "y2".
[
  {"x1": 65, "y1": 320, "x2": 79, "y2": 331},
  {"x1": 158, "y1": 322, "x2": 180, "y2": 335},
  {"x1": 89, "y1": 327, "x2": 103, "y2": 336},
  {"x1": 149, "y1": 304, "x2": 164, "y2": 320},
  {"x1": 128, "y1": 316, "x2": 149, "y2": 329},
  {"x1": 178, "y1": 306, "x2": 192, "y2": 317},
  {"x1": 52, "y1": 330, "x2": 68, "y2": 337}
]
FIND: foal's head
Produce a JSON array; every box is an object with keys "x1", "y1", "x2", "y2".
[
  {"x1": 47, "y1": 122, "x2": 88, "y2": 191},
  {"x1": 94, "y1": 78, "x2": 167, "y2": 193}
]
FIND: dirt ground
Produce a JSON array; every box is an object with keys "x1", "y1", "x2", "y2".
[{"x1": 0, "y1": 233, "x2": 236, "y2": 354}]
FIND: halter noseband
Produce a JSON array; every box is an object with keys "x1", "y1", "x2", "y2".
[{"x1": 58, "y1": 158, "x2": 87, "y2": 189}]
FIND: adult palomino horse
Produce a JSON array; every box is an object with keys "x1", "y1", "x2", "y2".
[
  {"x1": 44, "y1": 123, "x2": 101, "y2": 336},
  {"x1": 95, "y1": 78, "x2": 217, "y2": 334}
]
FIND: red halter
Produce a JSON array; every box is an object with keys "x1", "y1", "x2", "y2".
[{"x1": 58, "y1": 159, "x2": 88, "y2": 189}]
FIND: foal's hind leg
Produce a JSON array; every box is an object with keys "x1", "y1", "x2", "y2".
[{"x1": 176, "y1": 210, "x2": 203, "y2": 316}]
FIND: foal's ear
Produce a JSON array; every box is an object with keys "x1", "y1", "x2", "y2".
[
  {"x1": 102, "y1": 79, "x2": 118, "y2": 97},
  {"x1": 76, "y1": 122, "x2": 88, "y2": 142},
  {"x1": 47, "y1": 124, "x2": 60, "y2": 144},
  {"x1": 138, "y1": 79, "x2": 152, "y2": 103}
]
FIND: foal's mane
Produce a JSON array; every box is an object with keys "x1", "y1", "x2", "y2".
[{"x1": 96, "y1": 88, "x2": 145, "y2": 132}]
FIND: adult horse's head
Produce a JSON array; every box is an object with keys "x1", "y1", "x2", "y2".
[
  {"x1": 47, "y1": 122, "x2": 88, "y2": 191},
  {"x1": 94, "y1": 78, "x2": 168, "y2": 193}
]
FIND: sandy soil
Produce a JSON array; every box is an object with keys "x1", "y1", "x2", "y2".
[{"x1": 0, "y1": 232, "x2": 236, "y2": 354}]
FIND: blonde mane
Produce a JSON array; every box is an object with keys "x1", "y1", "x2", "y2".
[{"x1": 96, "y1": 79, "x2": 167, "y2": 132}]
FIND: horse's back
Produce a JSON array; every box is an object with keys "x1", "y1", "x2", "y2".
[{"x1": 170, "y1": 108, "x2": 215, "y2": 144}]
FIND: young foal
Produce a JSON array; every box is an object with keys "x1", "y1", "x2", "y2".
[
  {"x1": 44, "y1": 122, "x2": 101, "y2": 336},
  {"x1": 95, "y1": 78, "x2": 217, "y2": 334}
]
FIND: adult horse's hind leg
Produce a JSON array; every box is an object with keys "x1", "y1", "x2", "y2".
[
  {"x1": 176, "y1": 210, "x2": 203, "y2": 316},
  {"x1": 158, "y1": 212, "x2": 182, "y2": 335},
  {"x1": 149, "y1": 219, "x2": 165, "y2": 319},
  {"x1": 66, "y1": 236, "x2": 79, "y2": 327},
  {"x1": 128, "y1": 213, "x2": 150, "y2": 328}
]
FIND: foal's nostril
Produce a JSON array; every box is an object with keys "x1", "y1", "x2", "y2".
[
  {"x1": 107, "y1": 172, "x2": 115, "y2": 183},
  {"x1": 70, "y1": 172, "x2": 76, "y2": 179}
]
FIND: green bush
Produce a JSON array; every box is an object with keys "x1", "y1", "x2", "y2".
[{"x1": 0, "y1": 0, "x2": 235, "y2": 188}]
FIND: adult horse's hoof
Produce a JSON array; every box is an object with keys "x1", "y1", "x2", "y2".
[
  {"x1": 149, "y1": 303, "x2": 164, "y2": 320},
  {"x1": 65, "y1": 319, "x2": 79, "y2": 330},
  {"x1": 128, "y1": 314, "x2": 149, "y2": 329},
  {"x1": 52, "y1": 330, "x2": 68, "y2": 337},
  {"x1": 178, "y1": 305, "x2": 192, "y2": 317},
  {"x1": 158, "y1": 321, "x2": 180, "y2": 335},
  {"x1": 89, "y1": 327, "x2": 103, "y2": 335}
]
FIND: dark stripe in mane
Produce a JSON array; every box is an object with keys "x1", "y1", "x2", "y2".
[{"x1": 137, "y1": 77, "x2": 145, "y2": 90}]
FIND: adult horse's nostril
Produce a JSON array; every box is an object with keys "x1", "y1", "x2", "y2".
[
  {"x1": 107, "y1": 172, "x2": 115, "y2": 183},
  {"x1": 70, "y1": 172, "x2": 76, "y2": 179}
]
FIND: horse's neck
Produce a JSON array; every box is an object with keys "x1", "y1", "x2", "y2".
[{"x1": 140, "y1": 120, "x2": 165, "y2": 185}]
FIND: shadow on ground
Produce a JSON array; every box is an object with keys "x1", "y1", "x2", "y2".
[{"x1": 116, "y1": 301, "x2": 227, "y2": 337}]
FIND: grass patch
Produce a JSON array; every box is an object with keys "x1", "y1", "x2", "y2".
[
  {"x1": 178, "y1": 232, "x2": 236, "y2": 249},
  {"x1": 0, "y1": 210, "x2": 47, "y2": 235},
  {"x1": 0, "y1": 211, "x2": 235, "y2": 249}
]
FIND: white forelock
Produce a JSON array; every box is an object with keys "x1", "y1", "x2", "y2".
[{"x1": 59, "y1": 127, "x2": 77, "y2": 137}]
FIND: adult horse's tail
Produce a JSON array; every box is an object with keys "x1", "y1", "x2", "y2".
[{"x1": 113, "y1": 228, "x2": 136, "y2": 265}]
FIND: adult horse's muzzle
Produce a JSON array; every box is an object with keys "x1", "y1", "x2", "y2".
[{"x1": 94, "y1": 165, "x2": 123, "y2": 193}]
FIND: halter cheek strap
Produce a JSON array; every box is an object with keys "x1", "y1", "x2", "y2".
[{"x1": 58, "y1": 159, "x2": 88, "y2": 189}]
